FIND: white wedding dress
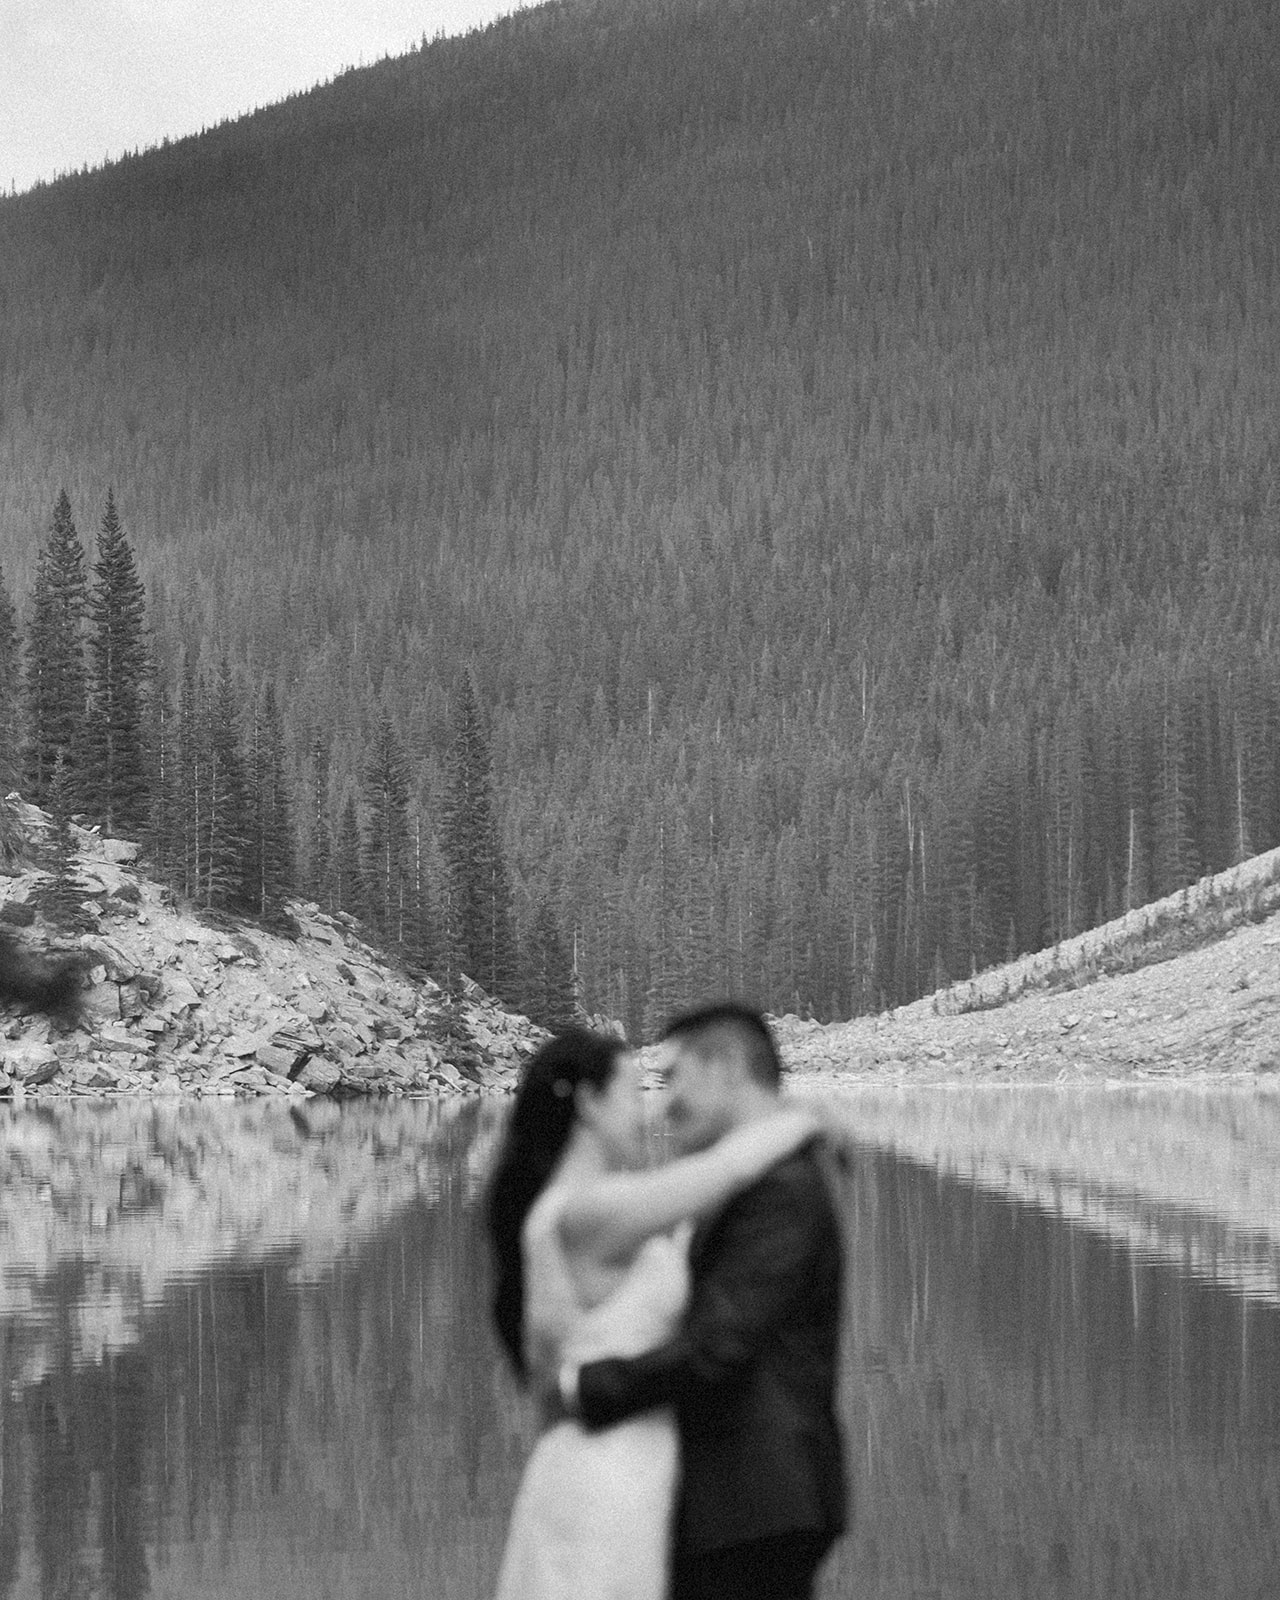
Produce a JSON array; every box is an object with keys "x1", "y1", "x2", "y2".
[{"x1": 494, "y1": 1189, "x2": 690, "y2": 1600}]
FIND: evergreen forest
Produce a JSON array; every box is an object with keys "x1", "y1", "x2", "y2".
[{"x1": 1, "y1": 0, "x2": 1277, "y2": 1036}]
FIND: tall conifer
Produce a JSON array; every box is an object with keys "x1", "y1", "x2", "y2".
[
  {"x1": 39, "y1": 752, "x2": 85, "y2": 928},
  {"x1": 0, "y1": 567, "x2": 22, "y2": 867},
  {"x1": 25, "y1": 491, "x2": 88, "y2": 805},
  {"x1": 362, "y1": 713, "x2": 410, "y2": 942},
  {"x1": 336, "y1": 794, "x2": 364, "y2": 917},
  {"x1": 175, "y1": 656, "x2": 203, "y2": 901},
  {"x1": 442, "y1": 674, "x2": 517, "y2": 1000},
  {"x1": 202, "y1": 661, "x2": 250, "y2": 908},
  {"x1": 523, "y1": 899, "x2": 577, "y2": 1030},
  {"x1": 146, "y1": 668, "x2": 178, "y2": 882},
  {"x1": 306, "y1": 728, "x2": 333, "y2": 907},
  {"x1": 0, "y1": 564, "x2": 20, "y2": 797},
  {"x1": 244, "y1": 686, "x2": 296, "y2": 919},
  {"x1": 86, "y1": 490, "x2": 150, "y2": 837}
]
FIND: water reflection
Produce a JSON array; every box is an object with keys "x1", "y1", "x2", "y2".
[
  {"x1": 1, "y1": 1096, "x2": 502, "y2": 1387},
  {"x1": 825, "y1": 1150, "x2": 1280, "y2": 1599},
  {"x1": 829, "y1": 1083, "x2": 1280, "y2": 1305},
  {"x1": 0, "y1": 1097, "x2": 522, "y2": 1600},
  {"x1": 1, "y1": 1090, "x2": 1278, "y2": 1600}
]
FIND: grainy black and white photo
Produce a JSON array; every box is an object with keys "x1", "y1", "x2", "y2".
[{"x1": 2, "y1": 0, "x2": 1278, "y2": 1595}]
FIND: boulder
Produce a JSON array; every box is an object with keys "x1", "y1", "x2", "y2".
[
  {"x1": 97, "y1": 1026, "x2": 139, "y2": 1055},
  {"x1": 296, "y1": 1056, "x2": 341, "y2": 1095},
  {"x1": 339, "y1": 1058, "x2": 385, "y2": 1087},
  {"x1": 102, "y1": 839, "x2": 140, "y2": 864},
  {"x1": 477, "y1": 1061, "x2": 517, "y2": 1091},
  {"x1": 5, "y1": 1042, "x2": 60, "y2": 1085},
  {"x1": 296, "y1": 992, "x2": 329, "y2": 1023},
  {"x1": 255, "y1": 1043, "x2": 299, "y2": 1077},
  {"x1": 80, "y1": 938, "x2": 140, "y2": 983},
  {"x1": 328, "y1": 1022, "x2": 366, "y2": 1057},
  {"x1": 269, "y1": 1027, "x2": 322, "y2": 1068},
  {"x1": 73, "y1": 1060, "x2": 127, "y2": 1090},
  {"x1": 452, "y1": 1056, "x2": 486, "y2": 1086},
  {"x1": 159, "y1": 973, "x2": 201, "y2": 1012},
  {"x1": 369, "y1": 1047, "x2": 414, "y2": 1084},
  {"x1": 230, "y1": 1064, "x2": 275, "y2": 1092}
]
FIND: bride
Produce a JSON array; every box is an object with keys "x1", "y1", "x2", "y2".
[{"x1": 486, "y1": 1025, "x2": 818, "y2": 1600}]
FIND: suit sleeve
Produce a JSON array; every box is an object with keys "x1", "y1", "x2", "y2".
[{"x1": 577, "y1": 1161, "x2": 820, "y2": 1429}]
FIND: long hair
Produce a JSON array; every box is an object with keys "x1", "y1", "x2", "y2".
[{"x1": 486, "y1": 1026, "x2": 625, "y2": 1381}]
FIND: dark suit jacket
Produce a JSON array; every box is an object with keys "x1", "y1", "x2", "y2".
[{"x1": 576, "y1": 1140, "x2": 847, "y2": 1557}]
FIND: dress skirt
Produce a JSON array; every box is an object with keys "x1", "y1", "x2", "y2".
[{"x1": 494, "y1": 1408, "x2": 679, "y2": 1600}]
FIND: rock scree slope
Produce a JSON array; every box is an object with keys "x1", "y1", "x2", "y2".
[
  {"x1": 0, "y1": 802, "x2": 544, "y2": 1099},
  {"x1": 774, "y1": 847, "x2": 1280, "y2": 1084}
]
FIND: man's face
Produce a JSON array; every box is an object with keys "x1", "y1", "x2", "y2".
[{"x1": 660, "y1": 1039, "x2": 738, "y2": 1154}]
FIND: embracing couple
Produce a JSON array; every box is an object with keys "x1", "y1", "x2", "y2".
[{"x1": 487, "y1": 1002, "x2": 847, "y2": 1600}]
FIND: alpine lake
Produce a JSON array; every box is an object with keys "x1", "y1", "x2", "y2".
[{"x1": 2, "y1": 1082, "x2": 1277, "y2": 1600}]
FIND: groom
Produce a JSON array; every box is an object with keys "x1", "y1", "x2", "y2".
[{"x1": 565, "y1": 1002, "x2": 846, "y2": 1600}]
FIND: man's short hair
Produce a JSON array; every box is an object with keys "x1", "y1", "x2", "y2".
[{"x1": 661, "y1": 1001, "x2": 783, "y2": 1087}]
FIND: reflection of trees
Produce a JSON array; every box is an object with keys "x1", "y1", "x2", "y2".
[
  {"x1": 822, "y1": 1154, "x2": 1280, "y2": 1600},
  {"x1": 0, "y1": 1097, "x2": 490, "y2": 1386},
  {"x1": 837, "y1": 1086, "x2": 1280, "y2": 1300},
  {"x1": 262, "y1": 1106, "x2": 529, "y2": 1595},
  {"x1": 23, "y1": 1348, "x2": 151, "y2": 1600},
  {"x1": 1, "y1": 1097, "x2": 528, "y2": 1600}
]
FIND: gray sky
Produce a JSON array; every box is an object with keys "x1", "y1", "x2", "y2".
[{"x1": 1, "y1": 0, "x2": 518, "y2": 195}]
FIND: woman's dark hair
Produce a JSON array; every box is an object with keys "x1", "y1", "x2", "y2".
[{"x1": 486, "y1": 1025, "x2": 625, "y2": 1381}]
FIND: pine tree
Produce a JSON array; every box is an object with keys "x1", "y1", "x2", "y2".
[
  {"x1": 306, "y1": 727, "x2": 332, "y2": 907},
  {"x1": 202, "y1": 661, "x2": 250, "y2": 909},
  {"x1": 145, "y1": 664, "x2": 177, "y2": 881},
  {"x1": 441, "y1": 674, "x2": 517, "y2": 1000},
  {"x1": 175, "y1": 655, "x2": 204, "y2": 900},
  {"x1": 406, "y1": 809, "x2": 439, "y2": 970},
  {"x1": 523, "y1": 898, "x2": 578, "y2": 1030},
  {"x1": 362, "y1": 712, "x2": 410, "y2": 943},
  {"x1": 85, "y1": 489, "x2": 150, "y2": 837},
  {"x1": 25, "y1": 491, "x2": 88, "y2": 805},
  {"x1": 1155, "y1": 675, "x2": 1199, "y2": 894},
  {"x1": 0, "y1": 563, "x2": 20, "y2": 798},
  {"x1": 336, "y1": 794, "x2": 364, "y2": 918},
  {"x1": 38, "y1": 752, "x2": 85, "y2": 928},
  {"x1": 244, "y1": 686, "x2": 296, "y2": 919}
]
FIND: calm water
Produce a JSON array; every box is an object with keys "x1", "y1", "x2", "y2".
[{"x1": 2, "y1": 1087, "x2": 1279, "y2": 1599}]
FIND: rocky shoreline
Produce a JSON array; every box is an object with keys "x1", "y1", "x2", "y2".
[
  {"x1": 0, "y1": 803, "x2": 545, "y2": 1101},
  {"x1": 5, "y1": 802, "x2": 1280, "y2": 1102},
  {"x1": 774, "y1": 852, "x2": 1280, "y2": 1085}
]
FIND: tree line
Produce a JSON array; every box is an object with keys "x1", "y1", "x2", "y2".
[{"x1": 0, "y1": 492, "x2": 577, "y2": 1030}]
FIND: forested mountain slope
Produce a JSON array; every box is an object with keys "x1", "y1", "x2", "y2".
[{"x1": 1, "y1": 0, "x2": 1278, "y2": 1033}]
